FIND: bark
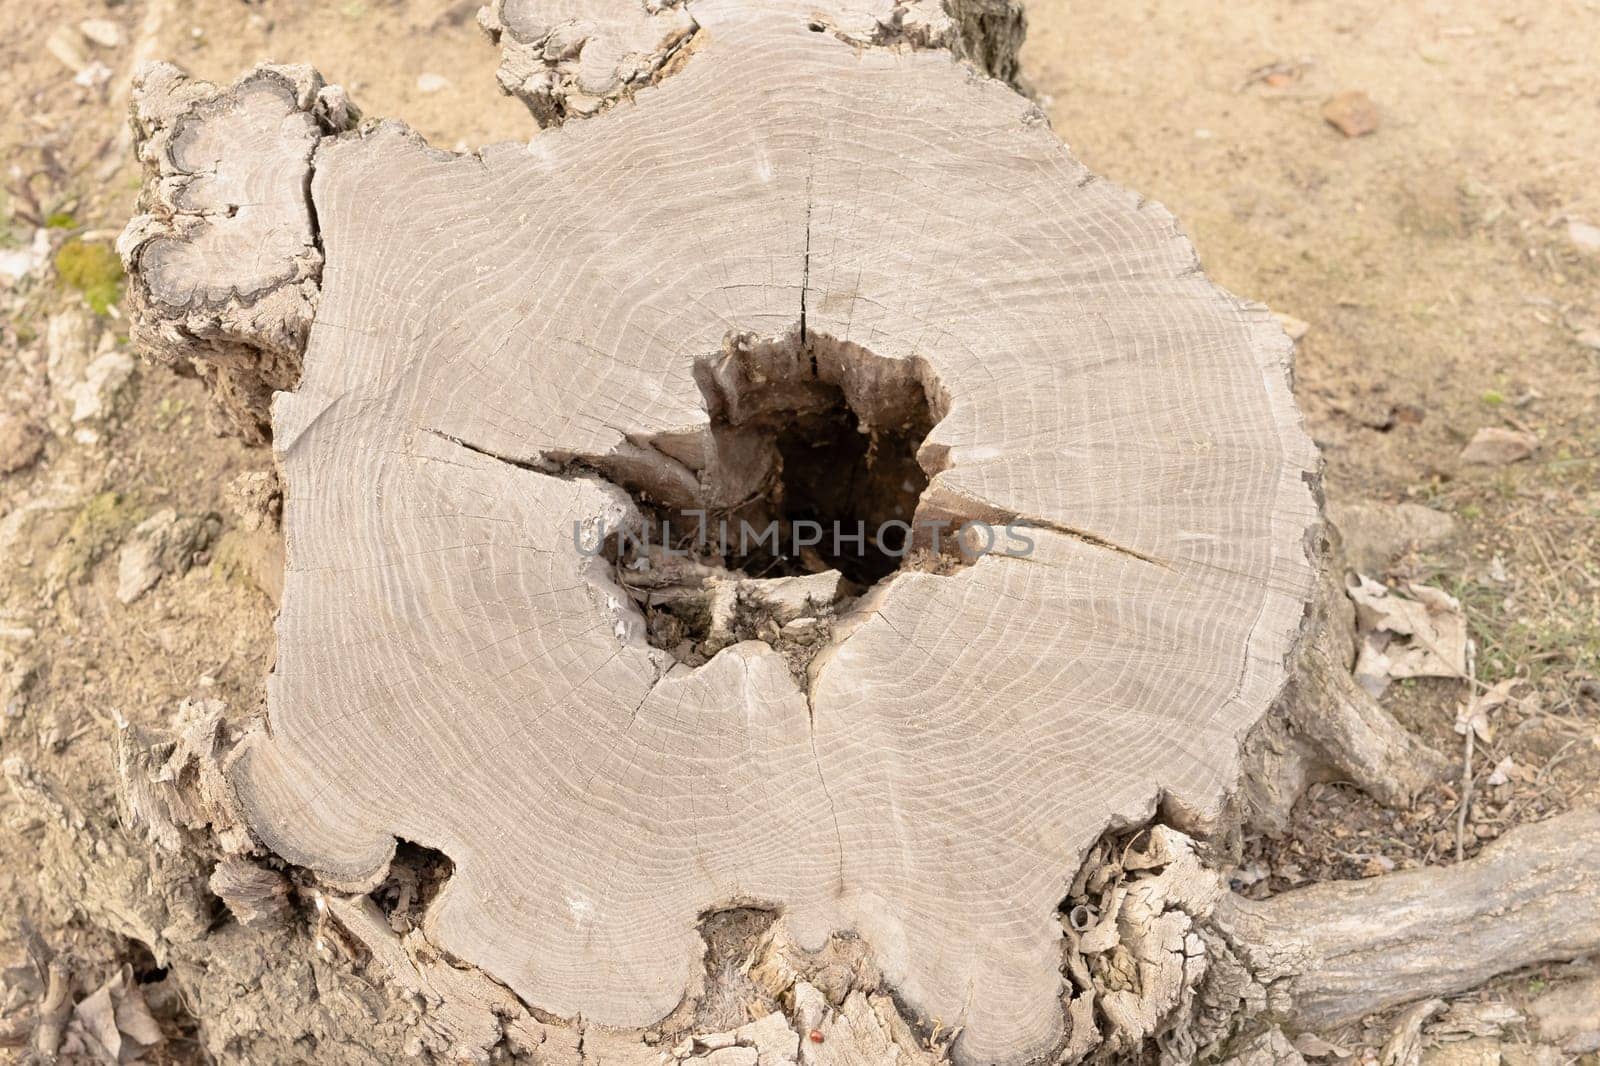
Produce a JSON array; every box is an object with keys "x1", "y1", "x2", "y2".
[
  {"x1": 118, "y1": 62, "x2": 358, "y2": 443},
  {"x1": 1048, "y1": 809, "x2": 1600, "y2": 1062}
]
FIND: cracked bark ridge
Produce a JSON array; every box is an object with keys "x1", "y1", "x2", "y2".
[
  {"x1": 323, "y1": 893, "x2": 577, "y2": 1062},
  {"x1": 141, "y1": 3, "x2": 1320, "y2": 1063},
  {"x1": 810, "y1": 0, "x2": 1028, "y2": 86},
  {"x1": 117, "y1": 62, "x2": 359, "y2": 443},
  {"x1": 321, "y1": 896, "x2": 950, "y2": 1065}
]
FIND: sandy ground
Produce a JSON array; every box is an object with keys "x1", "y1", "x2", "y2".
[
  {"x1": 1023, "y1": 0, "x2": 1600, "y2": 869},
  {"x1": 1, "y1": 0, "x2": 1597, "y2": 1062}
]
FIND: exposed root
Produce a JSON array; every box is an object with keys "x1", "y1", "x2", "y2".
[
  {"x1": 1047, "y1": 806, "x2": 1600, "y2": 1063},
  {"x1": 1240, "y1": 528, "x2": 1452, "y2": 831},
  {"x1": 1217, "y1": 805, "x2": 1600, "y2": 1031}
]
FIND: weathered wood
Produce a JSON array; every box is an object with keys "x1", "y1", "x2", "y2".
[
  {"x1": 119, "y1": 62, "x2": 357, "y2": 443},
  {"x1": 478, "y1": 0, "x2": 1027, "y2": 126},
  {"x1": 1049, "y1": 808, "x2": 1600, "y2": 1060},
  {"x1": 120, "y1": 2, "x2": 1336, "y2": 1063},
  {"x1": 1238, "y1": 531, "x2": 1453, "y2": 832},
  {"x1": 1220, "y1": 805, "x2": 1600, "y2": 1030}
]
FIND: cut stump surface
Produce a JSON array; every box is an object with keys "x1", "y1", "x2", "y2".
[{"x1": 125, "y1": 3, "x2": 1321, "y2": 1062}]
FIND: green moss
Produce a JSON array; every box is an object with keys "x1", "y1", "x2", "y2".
[
  {"x1": 44, "y1": 211, "x2": 78, "y2": 229},
  {"x1": 49, "y1": 492, "x2": 145, "y2": 585},
  {"x1": 1480, "y1": 389, "x2": 1504, "y2": 406},
  {"x1": 55, "y1": 239, "x2": 124, "y2": 315},
  {"x1": 152, "y1": 394, "x2": 194, "y2": 432}
]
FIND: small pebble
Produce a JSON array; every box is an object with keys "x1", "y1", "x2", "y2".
[
  {"x1": 1322, "y1": 90, "x2": 1379, "y2": 137},
  {"x1": 0, "y1": 411, "x2": 48, "y2": 476},
  {"x1": 1569, "y1": 219, "x2": 1600, "y2": 255},
  {"x1": 79, "y1": 18, "x2": 125, "y2": 48},
  {"x1": 1274, "y1": 312, "x2": 1311, "y2": 342},
  {"x1": 46, "y1": 25, "x2": 89, "y2": 73},
  {"x1": 1459, "y1": 426, "x2": 1538, "y2": 466}
]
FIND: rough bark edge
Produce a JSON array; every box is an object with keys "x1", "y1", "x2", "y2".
[
  {"x1": 116, "y1": 62, "x2": 359, "y2": 444},
  {"x1": 1217, "y1": 805, "x2": 1600, "y2": 1032},
  {"x1": 315, "y1": 891, "x2": 958, "y2": 1065},
  {"x1": 809, "y1": 0, "x2": 1029, "y2": 86},
  {"x1": 475, "y1": 0, "x2": 702, "y2": 127},
  {"x1": 1052, "y1": 807, "x2": 1600, "y2": 1063},
  {"x1": 1237, "y1": 524, "x2": 1453, "y2": 832},
  {"x1": 477, "y1": 0, "x2": 1028, "y2": 128}
]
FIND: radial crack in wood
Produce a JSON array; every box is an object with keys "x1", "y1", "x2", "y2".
[{"x1": 127, "y1": 3, "x2": 1322, "y2": 1062}]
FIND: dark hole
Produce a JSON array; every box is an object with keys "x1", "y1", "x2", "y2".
[
  {"x1": 691, "y1": 908, "x2": 781, "y2": 1033},
  {"x1": 124, "y1": 939, "x2": 167, "y2": 983},
  {"x1": 766, "y1": 396, "x2": 930, "y2": 585},
  {"x1": 370, "y1": 840, "x2": 454, "y2": 931},
  {"x1": 597, "y1": 333, "x2": 944, "y2": 668}
]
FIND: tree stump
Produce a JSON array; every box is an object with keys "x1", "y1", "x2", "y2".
[{"x1": 117, "y1": 3, "x2": 1591, "y2": 1064}]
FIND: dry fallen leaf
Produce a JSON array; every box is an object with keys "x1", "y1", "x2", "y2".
[
  {"x1": 1348, "y1": 575, "x2": 1468, "y2": 695},
  {"x1": 1455, "y1": 678, "x2": 1520, "y2": 743},
  {"x1": 60, "y1": 965, "x2": 164, "y2": 1064}
]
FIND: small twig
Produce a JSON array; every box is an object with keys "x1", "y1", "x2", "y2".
[
  {"x1": 34, "y1": 959, "x2": 71, "y2": 1063},
  {"x1": 1509, "y1": 711, "x2": 1590, "y2": 739},
  {"x1": 1455, "y1": 645, "x2": 1479, "y2": 863},
  {"x1": 1455, "y1": 728, "x2": 1474, "y2": 863}
]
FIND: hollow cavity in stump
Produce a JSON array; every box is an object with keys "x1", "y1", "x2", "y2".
[{"x1": 590, "y1": 332, "x2": 957, "y2": 673}]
